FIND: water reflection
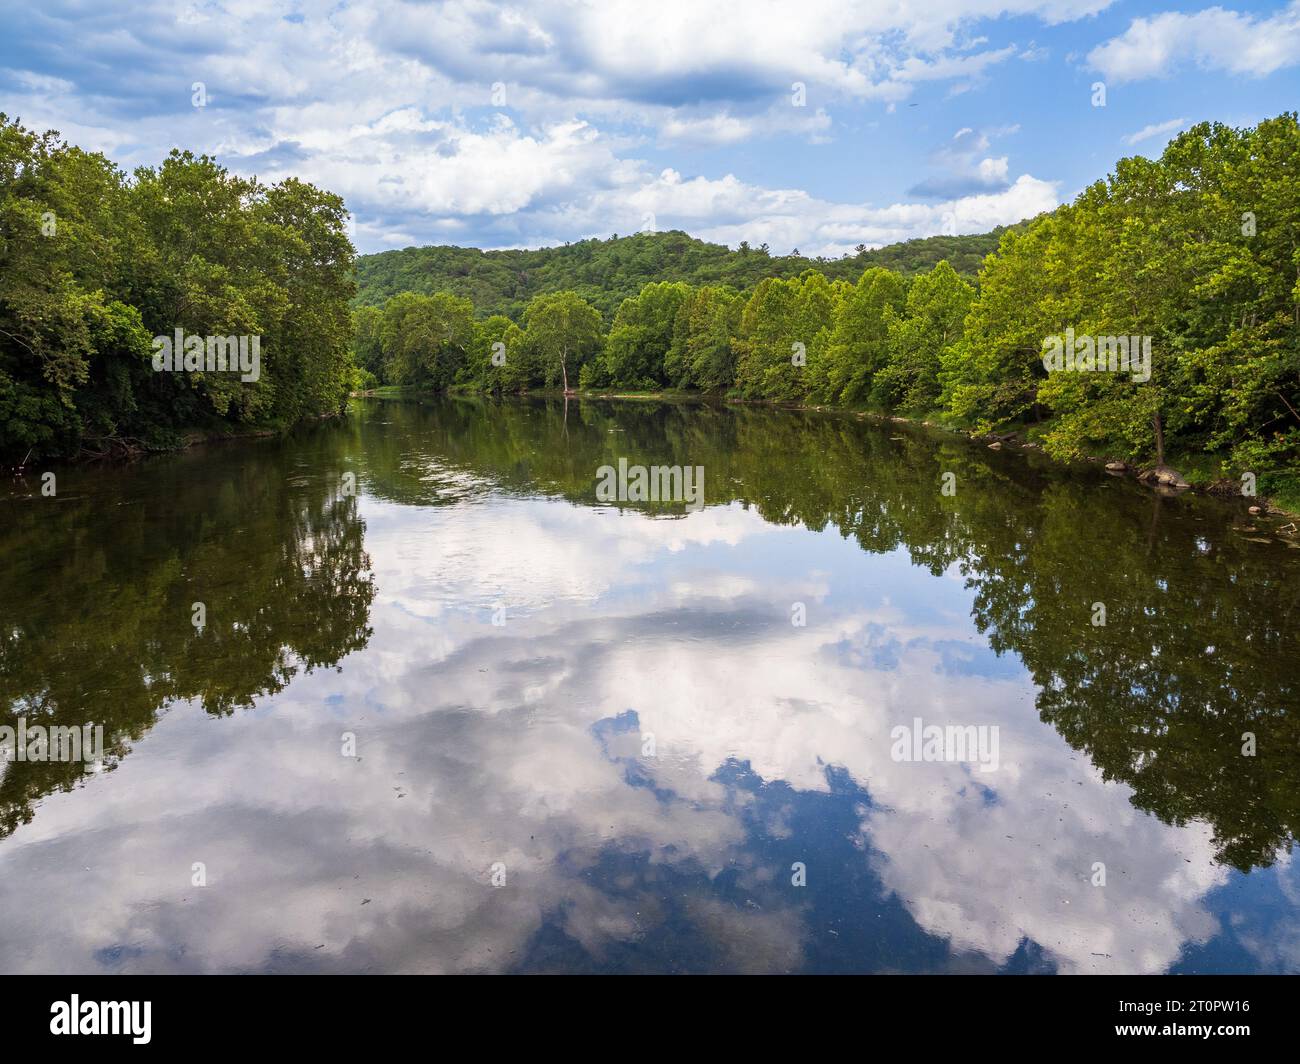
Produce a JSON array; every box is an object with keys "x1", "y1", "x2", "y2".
[
  {"x1": 0, "y1": 432, "x2": 375, "y2": 838},
  {"x1": 0, "y1": 397, "x2": 1295, "y2": 973}
]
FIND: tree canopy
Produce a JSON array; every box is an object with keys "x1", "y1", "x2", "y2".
[
  {"x1": 354, "y1": 227, "x2": 1008, "y2": 320},
  {"x1": 0, "y1": 114, "x2": 357, "y2": 462}
]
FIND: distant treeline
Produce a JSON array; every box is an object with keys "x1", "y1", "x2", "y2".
[
  {"x1": 354, "y1": 228, "x2": 1009, "y2": 319},
  {"x1": 357, "y1": 115, "x2": 1300, "y2": 504},
  {"x1": 0, "y1": 114, "x2": 356, "y2": 463}
]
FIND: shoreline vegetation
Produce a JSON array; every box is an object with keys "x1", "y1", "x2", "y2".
[
  {"x1": 5, "y1": 113, "x2": 1298, "y2": 519},
  {"x1": 1, "y1": 113, "x2": 356, "y2": 471}
]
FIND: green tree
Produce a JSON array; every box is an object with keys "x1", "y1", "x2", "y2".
[
  {"x1": 874, "y1": 261, "x2": 974, "y2": 414},
  {"x1": 733, "y1": 273, "x2": 836, "y2": 401},
  {"x1": 381, "y1": 292, "x2": 475, "y2": 391},
  {"x1": 522, "y1": 291, "x2": 602, "y2": 392},
  {"x1": 351, "y1": 305, "x2": 385, "y2": 381},
  {"x1": 599, "y1": 281, "x2": 691, "y2": 388},
  {"x1": 671, "y1": 286, "x2": 742, "y2": 392},
  {"x1": 942, "y1": 220, "x2": 1060, "y2": 429},
  {"x1": 465, "y1": 313, "x2": 515, "y2": 392},
  {"x1": 823, "y1": 267, "x2": 906, "y2": 405}
]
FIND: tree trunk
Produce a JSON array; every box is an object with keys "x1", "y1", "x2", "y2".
[{"x1": 1152, "y1": 410, "x2": 1165, "y2": 466}]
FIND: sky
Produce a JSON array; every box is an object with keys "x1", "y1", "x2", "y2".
[{"x1": 0, "y1": 0, "x2": 1297, "y2": 257}]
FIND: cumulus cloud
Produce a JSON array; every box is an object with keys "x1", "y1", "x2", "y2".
[
  {"x1": 0, "y1": 0, "x2": 1099, "y2": 251},
  {"x1": 658, "y1": 106, "x2": 833, "y2": 146},
  {"x1": 1089, "y1": 2, "x2": 1300, "y2": 83},
  {"x1": 370, "y1": 0, "x2": 1103, "y2": 107},
  {"x1": 908, "y1": 124, "x2": 1020, "y2": 198},
  {"x1": 623, "y1": 170, "x2": 1059, "y2": 257}
]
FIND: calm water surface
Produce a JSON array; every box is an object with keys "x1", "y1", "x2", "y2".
[{"x1": 2, "y1": 396, "x2": 1298, "y2": 973}]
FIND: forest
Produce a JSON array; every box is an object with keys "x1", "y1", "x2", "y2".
[
  {"x1": 0, "y1": 114, "x2": 356, "y2": 462},
  {"x1": 356, "y1": 114, "x2": 1300, "y2": 507},
  {"x1": 354, "y1": 227, "x2": 1007, "y2": 318}
]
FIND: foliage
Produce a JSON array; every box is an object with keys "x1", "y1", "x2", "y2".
[
  {"x1": 354, "y1": 227, "x2": 1007, "y2": 320},
  {"x1": 380, "y1": 291, "x2": 475, "y2": 392},
  {"x1": 0, "y1": 115, "x2": 356, "y2": 462},
  {"x1": 522, "y1": 290, "x2": 603, "y2": 392}
]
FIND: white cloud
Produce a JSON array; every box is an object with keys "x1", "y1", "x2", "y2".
[
  {"x1": 1090, "y1": 2, "x2": 1300, "y2": 83},
  {"x1": 907, "y1": 124, "x2": 1024, "y2": 200},
  {"x1": 232, "y1": 103, "x2": 1057, "y2": 255},
  {"x1": 895, "y1": 44, "x2": 1018, "y2": 83},
  {"x1": 373, "y1": 0, "x2": 1107, "y2": 105},
  {"x1": 626, "y1": 171, "x2": 1059, "y2": 257},
  {"x1": 0, "y1": 0, "x2": 1096, "y2": 251},
  {"x1": 1123, "y1": 116, "x2": 1189, "y2": 145},
  {"x1": 658, "y1": 106, "x2": 833, "y2": 146},
  {"x1": 977, "y1": 156, "x2": 1009, "y2": 181}
]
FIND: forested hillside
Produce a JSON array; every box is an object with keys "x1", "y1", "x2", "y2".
[
  {"x1": 6, "y1": 109, "x2": 1297, "y2": 508},
  {"x1": 357, "y1": 115, "x2": 1300, "y2": 507},
  {"x1": 0, "y1": 114, "x2": 356, "y2": 463},
  {"x1": 354, "y1": 229, "x2": 1008, "y2": 320}
]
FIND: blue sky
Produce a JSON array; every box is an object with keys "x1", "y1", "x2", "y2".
[{"x1": 1, "y1": 0, "x2": 1297, "y2": 256}]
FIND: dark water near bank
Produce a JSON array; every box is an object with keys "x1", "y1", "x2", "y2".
[{"x1": 2, "y1": 396, "x2": 1298, "y2": 974}]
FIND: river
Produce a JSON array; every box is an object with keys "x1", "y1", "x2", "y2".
[{"x1": 1, "y1": 395, "x2": 1297, "y2": 973}]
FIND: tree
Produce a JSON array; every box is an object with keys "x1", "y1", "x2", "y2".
[
  {"x1": 824, "y1": 267, "x2": 905, "y2": 405},
  {"x1": 351, "y1": 305, "x2": 385, "y2": 381},
  {"x1": 522, "y1": 291, "x2": 602, "y2": 392},
  {"x1": 732, "y1": 272, "x2": 836, "y2": 401},
  {"x1": 256, "y1": 177, "x2": 356, "y2": 419},
  {"x1": 874, "y1": 261, "x2": 973, "y2": 414},
  {"x1": 734, "y1": 277, "x2": 799, "y2": 399},
  {"x1": 599, "y1": 281, "x2": 690, "y2": 388},
  {"x1": 0, "y1": 123, "x2": 360, "y2": 460},
  {"x1": 380, "y1": 292, "x2": 474, "y2": 391},
  {"x1": 941, "y1": 220, "x2": 1061, "y2": 430},
  {"x1": 671, "y1": 285, "x2": 742, "y2": 392},
  {"x1": 0, "y1": 118, "x2": 134, "y2": 455},
  {"x1": 464, "y1": 314, "x2": 515, "y2": 393}
]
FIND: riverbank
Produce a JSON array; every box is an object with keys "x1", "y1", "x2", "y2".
[{"x1": 5, "y1": 411, "x2": 348, "y2": 475}]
